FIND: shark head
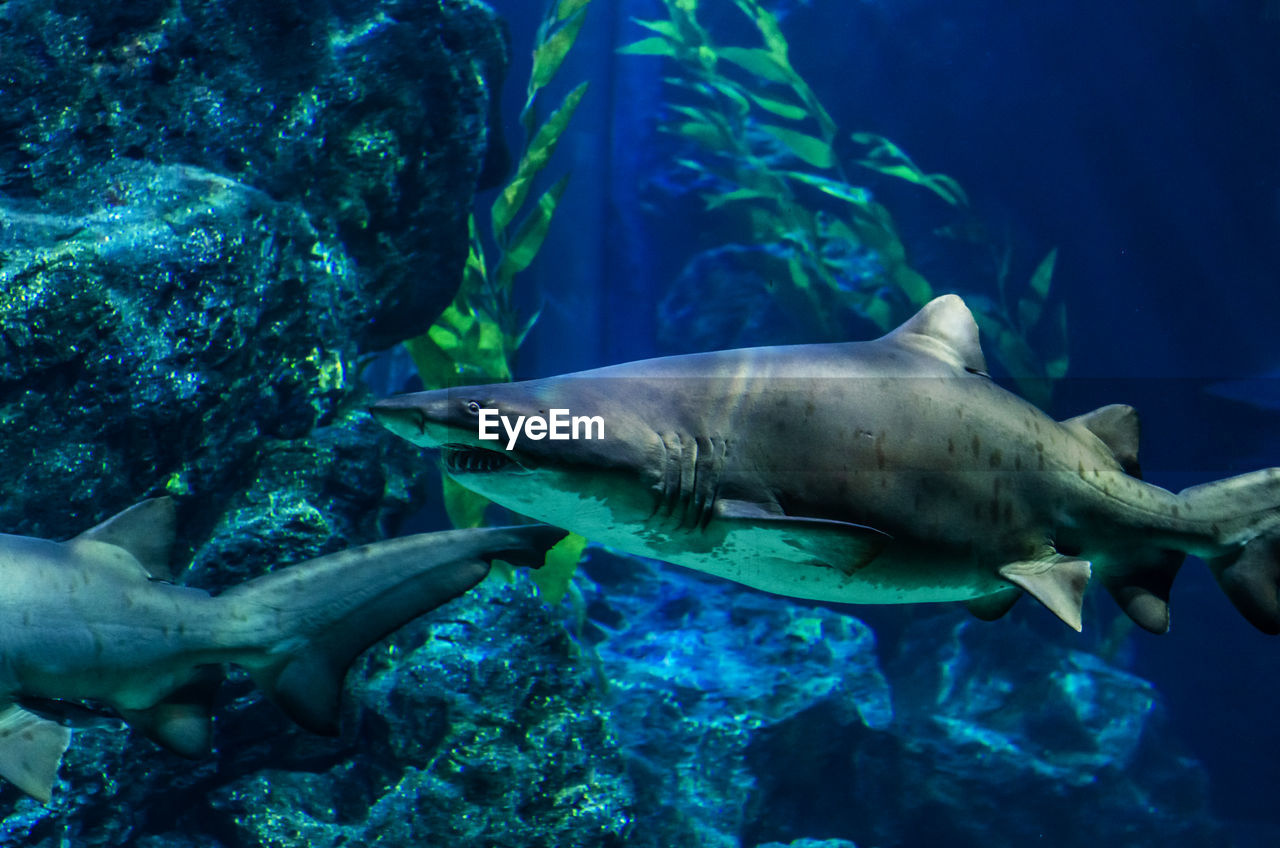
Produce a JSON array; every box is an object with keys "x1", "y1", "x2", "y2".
[{"x1": 370, "y1": 376, "x2": 674, "y2": 533}]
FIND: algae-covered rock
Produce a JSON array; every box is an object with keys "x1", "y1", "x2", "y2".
[
  {"x1": 211, "y1": 580, "x2": 635, "y2": 848},
  {"x1": 577, "y1": 551, "x2": 892, "y2": 848},
  {"x1": 568, "y1": 553, "x2": 1223, "y2": 848},
  {"x1": 741, "y1": 614, "x2": 1226, "y2": 848},
  {"x1": 0, "y1": 579, "x2": 635, "y2": 847},
  {"x1": 0, "y1": 0, "x2": 514, "y2": 839},
  {"x1": 0, "y1": 0, "x2": 508, "y2": 558},
  {"x1": 0, "y1": 0, "x2": 507, "y2": 350}
]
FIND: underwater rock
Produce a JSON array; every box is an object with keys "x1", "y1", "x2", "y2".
[
  {"x1": 0, "y1": 579, "x2": 634, "y2": 847},
  {"x1": 0, "y1": 0, "x2": 511, "y2": 555},
  {"x1": 578, "y1": 551, "x2": 893, "y2": 848},
  {"x1": 575, "y1": 556, "x2": 1224, "y2": 847},
  {"x1": 211, "y1": 581, "x2": 634, "y2": 848},
  {"x1": 0, "y1": 162, "x2": 429, "y2": 576},
  {"x1": 743, "y1": 613, "x2": 1226, "y2": 847},
  {"x1": 0, "y1": 0, "x2": 507, "y2": 350},
  {"x1": 0, "y1": 0, "x2": 512, "y2": 840}
]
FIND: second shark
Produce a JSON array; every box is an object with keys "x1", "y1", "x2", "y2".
[{"x1": 0, "y1": 498, "x2": 564, "y2": 801}]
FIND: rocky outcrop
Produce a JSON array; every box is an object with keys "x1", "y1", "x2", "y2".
[{"x1": 0, "y1": 0, "x2": 509, "y2": 560}]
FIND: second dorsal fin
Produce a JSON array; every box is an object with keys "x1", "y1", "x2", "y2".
[
  {"x1": 882, "y1": 295, "x2": 988, "y2": 375},
  {"x1": 1062, "y1": 404, "x2": 1142, "y2": 477}
]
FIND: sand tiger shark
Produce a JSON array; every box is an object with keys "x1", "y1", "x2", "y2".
[
  {"x1": 0, "y1": 498, "x2": 563, "y2": 802},
  {"x1": 371, "y1": 295, "x2": 1280, "y2": 636}
]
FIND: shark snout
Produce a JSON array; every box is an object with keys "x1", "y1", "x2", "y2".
[{"x1": 369, "y1": 393, "x2": 454, "y2": 448}]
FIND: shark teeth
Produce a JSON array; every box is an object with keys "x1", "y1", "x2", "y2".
[{"x1": 442, "y1": 445, "x2": 518, "y2": 475}]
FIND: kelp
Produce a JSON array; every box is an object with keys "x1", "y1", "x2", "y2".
[
  {"x1": 405, "y1": 0, "x2": 592, "y2": 593},
  {"x1": 621, "y1": 0, "x2": 1068, "y2": 403}
]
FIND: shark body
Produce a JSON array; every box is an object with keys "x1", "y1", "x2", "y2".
[
  {"x1": 372, "y1": 295, "x2": 1280, "y2": 637},
  {"x1": 0, "y1": 498, "x2": 563, "y2": 801}
]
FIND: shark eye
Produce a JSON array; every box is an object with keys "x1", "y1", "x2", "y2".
[{"x1": 466, "y1": 401, "x2": 481, "y2": 414}]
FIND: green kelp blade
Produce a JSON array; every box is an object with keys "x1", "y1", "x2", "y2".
[
  {"x1": 707, "y1": 79, "x2": 752, "y2": 117},
  {"x1": 1044, "y1": 303, "x2": 1070, "y2": 380},
  {"x1": 529, "y1": 6, "x2": 590, "y2": 98},
  {"x1": 496, "y1": 174, "x2": 571, "y2": 287},
  {"x1": 511, "y1": 305, "x2": 543, "y2": 350},
  {"x1": 531, "y1": 532, "x2": 590, "y2": 604},
  {"x1": 618, "y1": 36, "x2": 678, "y2": 57},
  {"x1": 748, "y1": 92, "x2": 809, "y2": 121},
  {"x1": 782, "y1": 171, "x2": 871, "y2": 205},
  {"x1": 852, "y1": 132, "x2": 970, "y2": 206},
  {"x1": 442, "y1": 476, "x2": 490, "y2": 529},
  {"x1": 557, "y1": 0, "x2": 592, "y2": 21},
  {"x1": 861, "y1": 296, "x2": 896, "y2": 332},
  {"x1": 629, "y1": 18, "x2": 681, "y2": 40},
  {"x1": 851, "y1": 201, "x2": 908, "y2": 264},
  {"x1": 762, "y1": 124, "x2": 833, "y2": 169},
  {"x1": 702, "y1": 188, "x2": 775, "y2": 210},
  {"x1": 892, "y1": 265, "x2": 934, "y2": 307},
  {"x1": 1016, "y1": 248, "x2": 1059, "y2": 330},
  {"x1": 718, "y1": 46, "x2": 795, "y2": 85},
  {"x1": 788, "y1": 255, "x2": 812, "y2": 290},
  {"x1": 669, "y1": 120, "x2": 735, "y2": 151},
  {"x1": 732, "y1": 0, "x2": 791, "y2": 60},
  {"x1": 405, "y1": 333, "x2": 456, "y2": 391},
  {"x1": 494, "y1": 82, "x2": 588, "y2": 239},
  {"x1": 972, "y1": 306, "x2": 1053, "y2": 408},
  {"x1": 415, "y1": 301, "x2": 512, "y2": 384},
  {"x1": 1029, "y1": 247, "x2": 1058, "y2": 301}
]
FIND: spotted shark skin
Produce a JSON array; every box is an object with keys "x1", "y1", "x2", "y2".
[
  {"x1": 0, "y1": 499, "x2": 564, "y2": 801},
  {"x1": 372, "y1": 295, "x2": 1280, "y2": 637}
]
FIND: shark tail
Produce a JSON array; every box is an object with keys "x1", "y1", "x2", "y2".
[
  {"x1": 220, "y1": 525, "x2": 566, "y2": 734},
  {"x1": 1180, "y1": 469, "x2": 1280, "y2": 633}
]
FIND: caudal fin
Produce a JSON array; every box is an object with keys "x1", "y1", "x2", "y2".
[
  {"x1": 221, "y1": 525, "x2": 567, "y2": 733},
  {"x1": 1180, "y1": 469, "x2": 1280, "y2": 633}
]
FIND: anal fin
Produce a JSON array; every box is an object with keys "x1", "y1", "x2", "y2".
[
  {"x1": 1100, "y1": 549, "x2": 1184, "y2": 634},
  {"x1": 999, "y1": 552, "x2": 1092, "y2": 632},
  {"x1": 0, "y1": 704, "x2": 72, "y2": 802}
]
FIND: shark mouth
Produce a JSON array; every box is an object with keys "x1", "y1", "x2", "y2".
[{"x1": 442, "y1": 444, "x2": 523, "y2": 475}]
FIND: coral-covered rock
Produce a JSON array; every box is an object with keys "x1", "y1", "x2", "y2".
[
  {"x1": 0, "y1": 0, "x2": 507, "y2": 350},
  {"x1": 0, "y1": 0, "x2": 508, "y2": 557}
]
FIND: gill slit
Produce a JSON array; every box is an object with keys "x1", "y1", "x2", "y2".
[{"x1": 655, "y1": 432, "x2": 727, "y2": 530}]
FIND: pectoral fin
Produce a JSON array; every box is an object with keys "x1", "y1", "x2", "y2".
[
  {"x1": 999, "y1": 553, "x2": 1092, "y2": 632},
  {"x1": 714, "y1": 499, "x2": 891, "y2": 575},
  {"x1": 0, "y1": 704, "x2": 72, "y2": 802}
]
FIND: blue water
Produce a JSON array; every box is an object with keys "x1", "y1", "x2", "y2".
[{"x1": 496, "y1": 0, "x2": 1280, "y2": 843}]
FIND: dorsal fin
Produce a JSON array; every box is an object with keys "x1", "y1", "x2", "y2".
[
  {"x1": 882, "y1": 294, "x2": 988, "y2": 375},
  {"x1": 1062, "y1": 404, "x2": 1142, "y2": 477},
  {"x1": 73, "y1": 498, "x2": 178, "y2": 581}
]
